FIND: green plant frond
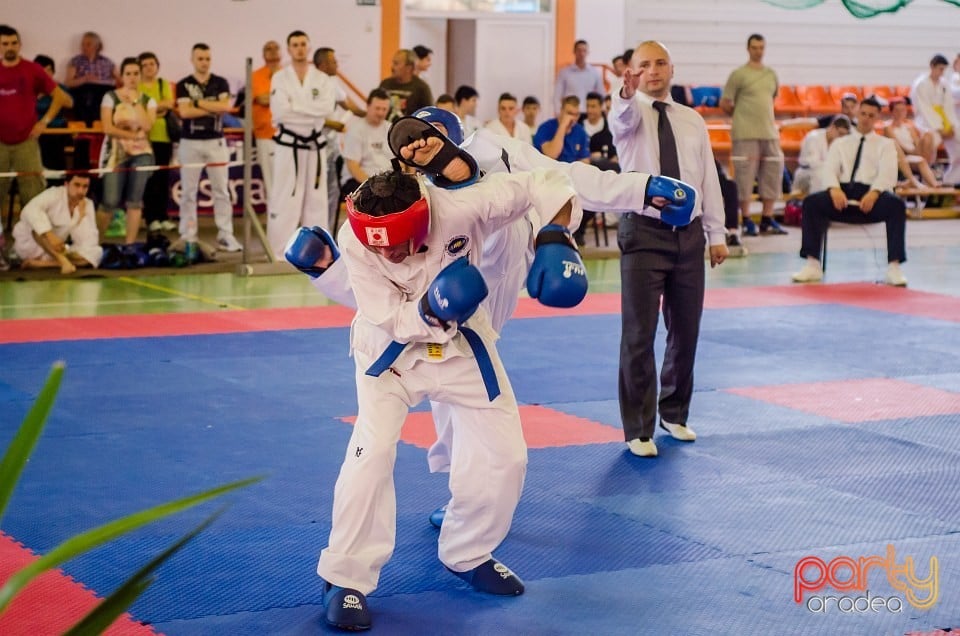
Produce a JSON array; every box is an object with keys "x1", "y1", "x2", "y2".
[
  {"x1": 0, "y1": 362, "x2": 65, "y2": 525},
  {"x1": 0, "y1": 476, "x2": 262, "y2": 613},
  {"x1": 63, "y1": 510, "x2": 225, "y2": 636},
  {"x1": 62, "y1": 578, "x2": 154, "y2": 636}
]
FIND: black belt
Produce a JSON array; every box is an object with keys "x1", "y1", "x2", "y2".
[
  {"x1": 273, "y1": 125, "x2": 328, "y2": 195},
  {"x1": 633, "y1": 213, "x2": 698, "y2": 232}
]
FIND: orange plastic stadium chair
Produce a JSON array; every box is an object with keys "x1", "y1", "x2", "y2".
[
  {"x1": 775, "y1": 85, "x2": 807, "y2": 116},
  {"x1": 829, "y1": 85, "x2": 863, "y2": 103},
  {"x1": 797, "y1": 85, "x2": 839, "y2": 115},
  {"x1": 863, "y1": 85, "x2": 895, "y2": 102}
]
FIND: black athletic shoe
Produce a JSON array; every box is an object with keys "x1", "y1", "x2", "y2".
[{"x1": 323, "y1": 582, "x2": 372, "y2": 631}]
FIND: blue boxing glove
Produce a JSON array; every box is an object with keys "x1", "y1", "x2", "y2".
[
  {"x1": 644, "y1": 175, "x2": 697, "y2": 227},
  {"x1": 284, "y1": 226, "x2": 340, "y2": 278},
  {"x1": 419, "y1": 257, "x2": 489, "y2": 329},
  {"x1": 526, "y1": 224, "x2": 588, "y2": 308}
]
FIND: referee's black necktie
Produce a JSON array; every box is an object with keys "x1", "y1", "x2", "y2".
[
  {"x1": 849, "y1": 134, "x2": 866, "y2": 183},
  {"x1": 653, "y1": 100, "x2": 681, "y2": 179}
]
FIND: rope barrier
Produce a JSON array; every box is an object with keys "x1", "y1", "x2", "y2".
[{"x1": 0, "y1": 160, "x2": 245, "y2": 180}]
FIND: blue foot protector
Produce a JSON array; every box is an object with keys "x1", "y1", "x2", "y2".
[
  {"x1": 429, "y1": 505, "x2": 446, "y2": 528},
  {"x1": 447, "y1": 558, "x2": 525, "y2": 596},
  {"x1": 324, "y1": 582, "x2": 372, "y2": 631}
]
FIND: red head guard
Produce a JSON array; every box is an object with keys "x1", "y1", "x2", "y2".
[{"x1": 346, "y1": 174, "x2": 431, "y2": 255}]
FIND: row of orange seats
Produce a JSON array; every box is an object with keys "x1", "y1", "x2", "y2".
[
  {"x1": 690, "y1": 85, "x2": 912, "y2": 118},
  {"x1": 775, "y1": 85, "x2": 910, "y2": 116}
]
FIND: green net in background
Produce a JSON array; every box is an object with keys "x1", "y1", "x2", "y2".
[{"x1": 762, "y1": 0, "x2": 960, "y2": 19}]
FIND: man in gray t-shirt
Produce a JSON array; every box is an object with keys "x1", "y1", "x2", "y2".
[{"x1": 721, "y1": 33, "x2": 787, "y2": 237}]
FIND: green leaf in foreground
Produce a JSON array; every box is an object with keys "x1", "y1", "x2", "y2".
[
  {"x1": 0, "y1": 476, "x2": 262, "y2": 613},
  {"x1": 0, "y1": 362, "x2": 65, "y2": 524},
  {"x1": 63, "y1": 510, "x2": 225, "y2": 636}
]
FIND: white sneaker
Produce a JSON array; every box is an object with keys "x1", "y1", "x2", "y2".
[
  {"x1": 791, "y1": 261, "x2": 823, "y2": 283},
  {"x1": 217, "y1": 234, "x2": 243, "y2": 252},
  {"x1": 885, "y1": 262, "x2": 907, "y2": 287},
  {"x1": 626, "y1": 438, "x2": 658, "y2": 457},
  {"x1": 148, "y1": 220, "x2": 163, "y2": 232},
  {"x1": 659, "y1": 419, "x2": 697, "y2": 442}
]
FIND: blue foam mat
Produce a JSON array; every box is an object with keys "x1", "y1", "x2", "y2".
[{"x1": 2, "y1": 302, "x2": 960, "y2": 635}]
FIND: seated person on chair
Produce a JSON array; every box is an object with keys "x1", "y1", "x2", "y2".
[
  {"x1": 12, "y1": 173, "x2": 103, "y2": 274},
  {"x1": 793, "y1": 97, "x2": 908, "y2": 286},
  {"x1": 793, "y1": 115, "x2": 851, "y2": 196},
  {"x1": 884, "y1": 97, "x2": 940, "y2": 188}
]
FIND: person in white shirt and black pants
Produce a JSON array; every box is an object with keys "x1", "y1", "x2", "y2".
[
  {"x1": 793, "y1": 97, "x2": 908, "y2": 287},
  {"x1": 609, "y1": 41, "x2": 728, "y2": 459}
]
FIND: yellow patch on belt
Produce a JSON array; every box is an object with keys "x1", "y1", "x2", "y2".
[{"x1": 426, "y1": 343, "x2": 443, "y2": 359}]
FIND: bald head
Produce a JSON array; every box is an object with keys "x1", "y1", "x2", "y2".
[
  {"x1": 262, "y1": 40, "x2": 281, "y2": 66},
  {"x1": 629, "y1": 40, "x2": 674, "y2": 99}
]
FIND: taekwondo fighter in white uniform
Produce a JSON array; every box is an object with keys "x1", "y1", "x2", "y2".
[
  {"x1": 311, "y1": 167, "x2": 583, "y2": 631},
  {"x1": 286, "y1": 109, "x2": 697, "y2": 527},
  {"x1": 266, "y1": 30, "x2": 338, "y2": 257}
]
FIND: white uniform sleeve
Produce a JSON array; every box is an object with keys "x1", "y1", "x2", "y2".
[
  {"x1": 309, "y1": 256, "x2": 358, "y2": 309},
  {"x1": 475, "y1": 129, "x2": 649, "y2": 217},
  {"x1": 911, "y1": 80, "x2": 942, "y2": 132},
  {"x1": 821, "y1": 140, "x2": 844, "y2": 191},
  {"x1": 270, "y1": 71, "x2": 293, "y2": 126},
  {"x1": 69, "y1": 199, "x2": 103, "y2": 267},
  {"x1": 441, "y1": 169, "x2": 580, "y2": 237},
  {"x1": 20, "y1": 188, "x2": 56, "y2": 236},
  {"x1": 339, "y1": 225, "x2": 457, "y2": 345}
]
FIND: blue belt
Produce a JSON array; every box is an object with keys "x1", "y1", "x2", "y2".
[{"x1": 365, "y1": 327, "x2": 501, "y2": 401}]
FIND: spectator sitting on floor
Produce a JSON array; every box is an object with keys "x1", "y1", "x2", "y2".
[{"x1": 13, "y1": 172, "x2": 102, "y2": 274}]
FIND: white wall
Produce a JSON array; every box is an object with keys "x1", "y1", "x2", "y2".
[
  {"x1": 621, "y1": 0, "x2": 960, "y2": 88},
  {"x1": 7, "y1": 0, "x2": 382, "y2": 98},
  {"x1": 11, "y1": 0, "x2": 960, "y2": 106},
  {"x1": 575, "y1": 0, "x2": 627, "y2": 71},
  {"x1": 404, "y1": 17, "x2": 449, "y2": 100}
]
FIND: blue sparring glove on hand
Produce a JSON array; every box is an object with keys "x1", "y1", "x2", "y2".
[
  {"x1": 643, "y1": 175, "x2": 697, "y2": 227},
  {"x1": 525, "y1": 224, "x2": 588, "y2": 308},
  {"x1": 419, "y1": 257, "x2": 489, "y2": 329},
  {"x1": 284, "y1": 226, "x2": 340, "y2": 278}
]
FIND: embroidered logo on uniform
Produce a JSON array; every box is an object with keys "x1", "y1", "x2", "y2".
[
  {"x1": 312, "y1": 88, "x2": 319, "y2": 98},
  {"x1": 366, "y1": 227, "x2": 389, "y2": 246},
  {"x1": 446, "y1": 235, "x2": 469, "y2": 256}
]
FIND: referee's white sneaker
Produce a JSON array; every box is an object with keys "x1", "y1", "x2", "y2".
[
  {"x1": 885, "y1": 262, "x2": 908, "y2": 287},
  {"x1": 659, "y1": 419, "x2": 697, "y2": 442},
  {"x1": 626, "y1": 438, "x2": 658, "y2": 457},
  {"x1": 791, "y1": 260, "x2": 823, "y2": 283}
]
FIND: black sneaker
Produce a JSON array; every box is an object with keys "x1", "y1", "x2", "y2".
[
  {"x1": 760, "y1": 219, "x2": 788, "y2": 235},
  {"x1": 324, "y1": 582, "x2": 372, "y2": 631}
]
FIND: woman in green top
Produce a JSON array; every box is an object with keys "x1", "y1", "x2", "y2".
[{"x1": 138, "y1": 52, "x2": 177, "y2": 232}]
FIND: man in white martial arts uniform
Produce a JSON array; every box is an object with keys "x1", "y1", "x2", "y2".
[
  {"x1": 13, "y1": 172, "x2": 102, "y2": 273},
  {"x1": 266, "y1": 30, "x2": 337, "y2": 257},
  {"x1": 288, "y1": 109, "x2": 696, "y2": 526},
  {"x1": 310, "y1": 166, "x2": 583, "y2": 631}
]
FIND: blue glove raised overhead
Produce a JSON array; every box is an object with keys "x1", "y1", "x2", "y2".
[
  {"x1": 644, "y1": 175, "x2": 697, "y2": 227},
  {"x1": 526, "y1": 224, "x2": 588, "y2": 308},
  {"x1": 419, "y1": 257, "x2": 488, "y2": 329},
  {"x1": 284, "y1": 226, "x2": 340, "y2": 278}
]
